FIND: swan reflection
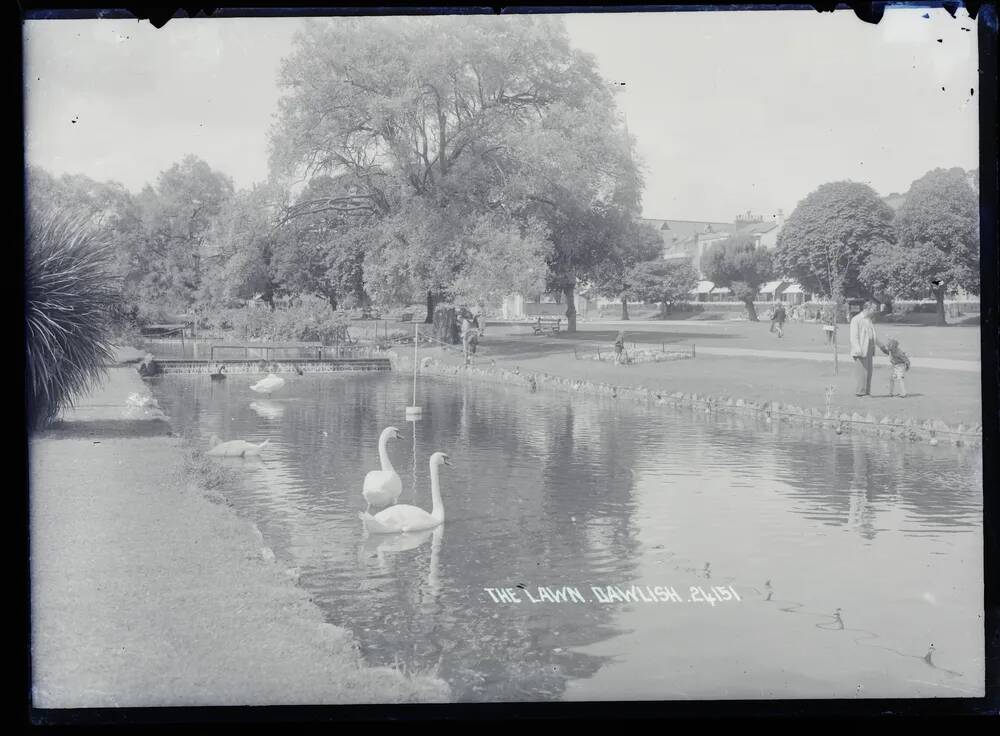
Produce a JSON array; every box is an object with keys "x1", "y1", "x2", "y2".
[{"x1": 250, "y1": 400, "x2": 285, "y2": 420}]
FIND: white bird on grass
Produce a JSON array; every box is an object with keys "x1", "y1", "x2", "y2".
[
  {"x1": 250, "y1": 372, "x2": 286, "y2": 395},
  {"x1": 359, "y1": 452, "x2": 451, "y2": 534},
  {"x1": 207, "y1": 434, "x2": 270, "y2": 457},
  {"x1": 126, "y1": 392, "x2": 158, "y2": 409},
  {"x1": 362, "y1": 427, "x2": 404, "y2": 512}
]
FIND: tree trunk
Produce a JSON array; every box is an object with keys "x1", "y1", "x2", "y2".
[
  {"x1": 934, "y1": 287, "x2": 947, "y2": 326},
  {"x1": 743, "y1": 298, "x2": 758, "y2": 322},
  {"x1": 432, "y1": 305, "x2": 461, "y2": 345},
  {"x1": 327, "y1": 293, "x2": 338, "y2": 312},
  {"x1": 621, "y1": 298, "x2": 630, "y2": 320},
  {"x1": 424, "y1": 290, "x2": 435, "y2": 323},
  {"x1": 562, "y1": 285, "x2": 577, "y2": 333}
]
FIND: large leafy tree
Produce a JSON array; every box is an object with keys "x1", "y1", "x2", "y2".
[
  {"x1": 447, "y1": 215, "x2": 552, "y2": 309},
  {"x1": 272, "y1": 176, "x2": 369, "y2": 311},
  {"x1": 860, "y1": 167, "x2": 979, "y2": 325},
  {"x1": 701, "y1": 234, "x2": 775, "y2": 321},
  {"x1": 269, "y1": 16, "x2": 640, "y2": 331},
  {"x1": 622, "y1": 259, "x2": 699, "y2": 318},
  {"x1": 200, "y1": 181, "x2": 287, "y2": 311},
  {"x1": 590, "y1": 218, "x2": 664, "y2": 320},
  {"x1": 774, "y1": 181, "x2": 895, "y2": 305},
  {"x1": 134, "y1": 155, "x2": 234, "y2": 317}
]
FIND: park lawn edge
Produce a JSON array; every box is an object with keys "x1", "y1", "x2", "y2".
[{"x1": 391, "y1": 350, "x2": 982, "y2": 449}]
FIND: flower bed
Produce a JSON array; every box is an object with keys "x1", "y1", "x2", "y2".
[{"x1": 577, "y1": 347, "x2": 692, "y2": 364}]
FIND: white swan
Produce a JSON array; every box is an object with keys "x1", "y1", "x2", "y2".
[
  {"x1": 207, "y1": 433, "x2": 270, "y2": 457},
  {"x1": 250, "y1": 372, "x2": 286, "y2": 395},
  {"x1": 360, "y1": 451, "x2": 450, "y2": 534},
  {"x1": 362, "y1": 426, "x2": 404, "y2": 512}
]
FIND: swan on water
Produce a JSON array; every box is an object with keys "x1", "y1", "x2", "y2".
[
  {"x1": 207, "y1": 434, "x2": 270, "y2": 457},
  {"x1": 362, "y1": 427, "x2": 404, "y2": 512},
  {"x1": 360, "y1": 452, "x2": 451, "y2": 534},
  {"x1": 250, "y1": 372, "x2": 286, "y2": 395}
]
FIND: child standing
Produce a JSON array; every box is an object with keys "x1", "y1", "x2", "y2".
[
  {"x1": 614, "y1": 331, "x2": 626, "y2": 364},
  {"x1": 879, "y1": 337, "x2": 911, "y2": 397}
]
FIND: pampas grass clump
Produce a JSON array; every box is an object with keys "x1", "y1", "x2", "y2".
[{"x1": 26, "y1": 208, "x2": 120, "y2": 430}]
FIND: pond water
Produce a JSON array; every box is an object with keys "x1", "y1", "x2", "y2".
[{"x1": 151, "y1": 371, "x2": 983, "y2": 702}]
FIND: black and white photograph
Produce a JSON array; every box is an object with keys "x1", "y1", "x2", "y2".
[{"x1": 24, "y1": 4, "x2": 991, "y2": 714}]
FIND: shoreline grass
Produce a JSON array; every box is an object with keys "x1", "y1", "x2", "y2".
[{"x1": 30, "y1": 364, "x2": 450, "y2": 708}]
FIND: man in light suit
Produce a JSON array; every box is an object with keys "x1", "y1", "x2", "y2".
[{"x1": 849, "y1": 301, "x2": 879, "y2": 397}]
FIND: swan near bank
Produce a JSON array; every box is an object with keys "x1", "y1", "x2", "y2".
[{"x1": 207, "y1": 434, "x2": 270, "y2": 458}]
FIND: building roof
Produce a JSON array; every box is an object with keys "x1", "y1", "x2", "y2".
[
  {"x1": 759, "y1": 280, "x2": 789, "y2": 294},
  {"x1": 641, "y1": 218, "x2": 739, "y2": 250},
  {"x1": 642, "y1": 217, "x2": 779, "y2": 252},
  {"x1": 734, "y1": 220, "x2": 779, "y2": 236},
  {"x1": 690, "y1": 280, "x2": 715, "y2": 294}
]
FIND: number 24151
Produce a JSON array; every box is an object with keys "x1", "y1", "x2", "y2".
[{"x1": 689, "y1": 586, "x2": 741, "y2": 605}]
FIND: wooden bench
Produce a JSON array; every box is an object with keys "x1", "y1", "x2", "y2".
[
  {"x1": 532, "y1": 317, "x2": 562, "y2": 335},
  {"x1": 398, "y1": 312, "x2": 414, "y2": 323}
]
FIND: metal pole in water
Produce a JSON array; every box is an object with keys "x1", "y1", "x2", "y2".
[{"x1": 406, "y1": 321, "x2": 422, "y2": 419}]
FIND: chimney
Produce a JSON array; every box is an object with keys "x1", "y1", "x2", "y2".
[{"x1": 777, "y1": 209, "x2": 785, "y2": 228}]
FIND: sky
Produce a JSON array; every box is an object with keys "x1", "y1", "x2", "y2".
[{"x1": 24, "y1": 6, "x2": 979, "y2": 223}]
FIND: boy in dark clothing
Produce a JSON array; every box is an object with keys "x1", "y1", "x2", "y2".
[
  {"x1": 770, "y1": 304, "x2": 787, "y2": 337},
  {"x1": 614, "y1": 331, "x2": 626, "y2": 364},
  {"x1": 878, "y1": 337, "x2": 911, "y2": 397}
]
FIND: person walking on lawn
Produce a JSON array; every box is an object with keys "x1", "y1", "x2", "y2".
[
  {"x1": 850, "y1": 301, "x2": 879, "y2": 397},
  {"x1": 770, "y1": 303, "x2": 787, "y2": 338}
]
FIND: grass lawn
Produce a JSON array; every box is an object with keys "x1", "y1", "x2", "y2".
[
  {"x1": 30, "y1": 367, "x2": 448, "y2": 707},
  {"x1": 482, "y1": 317, "x2": 982, "y2": 363},
  {"x1": 435, "y1": 326, "x2": 984, "y2": 427}
]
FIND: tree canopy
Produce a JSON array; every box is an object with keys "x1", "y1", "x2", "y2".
[
  {"x1": 590, "y1": 218, "x2": 664, "y2": 319},
  {"x1": 269, "y1": 16, "x2": 642, "y2": 330},
  {"x1": 621, "y1": 259, "x2": 699, "y2": 317},
  {"x1": 860, "y1": 167, "x2": 978, "y2": 324},
  {"x1": 774, "y1": 181, "x2": 895, "y2": 302},
  {"x1": 134, "y1": 155, "x2": 235, "y2": 317},
  {"x1": 701, "y1": 233, "x2": 774, "y2": 321}
]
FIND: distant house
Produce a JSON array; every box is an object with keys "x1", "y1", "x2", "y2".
[
  {"x1": 758, "y1": 280, "x2": 790, "y2": 303},
  {"x1": 642, "y1": 211, "x2": 784, "y2": 280},
  {"x1": 495, "y1": 210, "x2": 813, "y2": 318}
]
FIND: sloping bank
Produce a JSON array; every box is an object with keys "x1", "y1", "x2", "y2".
[
  {"x1": 30, "y1": 361, "x2": 449, "y2": 708},
  {"x1": 390, "y1": 350, "x2": 982, "y2": 449}
]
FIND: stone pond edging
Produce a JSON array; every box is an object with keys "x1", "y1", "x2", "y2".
[{"x1": 388, "y1": 352, "x2": 982, "y2": 449}]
